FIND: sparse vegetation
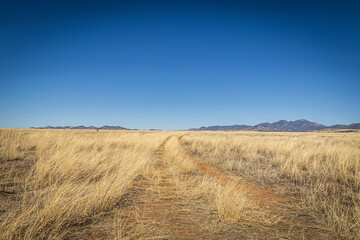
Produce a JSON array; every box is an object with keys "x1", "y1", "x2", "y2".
[{"x1": 1, "y1": 129, "x2": 359, "y2": 239}]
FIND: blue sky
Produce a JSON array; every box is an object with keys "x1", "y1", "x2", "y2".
[{"x1": 1, "y1": 0, "x2": 359, "y2": 129}]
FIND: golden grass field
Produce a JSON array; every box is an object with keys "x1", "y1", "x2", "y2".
[{"x1": 0, "y1": 129, "x2": 359, "y2": 239}]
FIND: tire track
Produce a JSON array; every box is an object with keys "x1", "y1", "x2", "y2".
[
  {"x1": 177, "y1": 136, "x2": 286, "y2": 207},
  {"x1": 116, "y1": 135, "x2": 219, "y2": 239},
  {"x1": 117, "y1": 134, "x2": 334, "y2": 239}
]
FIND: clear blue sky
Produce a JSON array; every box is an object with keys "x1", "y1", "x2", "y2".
[{"x1": 1, "y1": 0, "x2": 359, "y2": 129}]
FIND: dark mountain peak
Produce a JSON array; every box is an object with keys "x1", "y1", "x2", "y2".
[
  {"x1": 293, "y1": 119, "x2": 307, "y2": 122},
  {"x1": 99, "y1": 126, "x2": 127, "y2": 130}
]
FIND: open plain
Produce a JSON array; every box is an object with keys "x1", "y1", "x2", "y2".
[{"x1": 0, "y1": 129, "x2": 359, "y2": 239}]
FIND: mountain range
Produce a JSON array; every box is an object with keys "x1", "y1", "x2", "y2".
[
  {"x1": 31, "y1": 120, "x2": 360, "y2": 132},
  {"x1": 32, "y1": 125, "x2": 128, "y2": 130},
  {"x1": 189, "y1": 119, "x2": 360, "y2": 132}
]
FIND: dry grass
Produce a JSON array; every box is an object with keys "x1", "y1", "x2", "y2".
[
  {"x1": 181, "y1": 131, "x2": 360, "y2": 239},
  {"x1": 0, "y1": 129, "x2": 172, "y2": 239},
  {"x1": 0, "y1": 129, "x2": 359, "y2": 239}
]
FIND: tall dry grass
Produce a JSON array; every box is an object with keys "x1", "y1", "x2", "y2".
[
  {"x1": 181, "y1": 131, "x2": 360, "y2": 239},
  {"x1": 0, "y1": 129, "x2": 172, "y2": 239}
]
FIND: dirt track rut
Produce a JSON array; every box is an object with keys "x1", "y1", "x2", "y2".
[
  {"x1": 116, "y1": 134, "x2": 335, "y2": 239},
  {"x1": 117, "y1": 136, "x2": 221, "y2": 239}
]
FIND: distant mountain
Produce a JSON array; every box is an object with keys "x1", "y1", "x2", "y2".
[
  {"x1": 32, "y1": 125, "x2": 128, "y2": 130},
  {"x1": 190, "y1": 120, "x2": 360, "y2": 132},
  {"x1": 191, "y1": 125, "x2": 250, "y2": 131},
  {"x1": 98, "y1": 125, "x2": 128, "y2": 130}
]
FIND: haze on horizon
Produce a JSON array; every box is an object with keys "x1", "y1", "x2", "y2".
[{"x1": 1, "y1": 0, "x2": 359, "y2": 130}]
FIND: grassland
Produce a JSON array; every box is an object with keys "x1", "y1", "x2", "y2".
[{"x1": 0, "y1": 129, "x2": 359, "y2": 239}]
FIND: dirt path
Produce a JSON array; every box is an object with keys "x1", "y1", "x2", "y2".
[
  {"x1": 116, "y1": 136, "x2": 222, "y2": 239},
  {"x1": 195, "y1": 162, "x2": 286, "y2": 207}
]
